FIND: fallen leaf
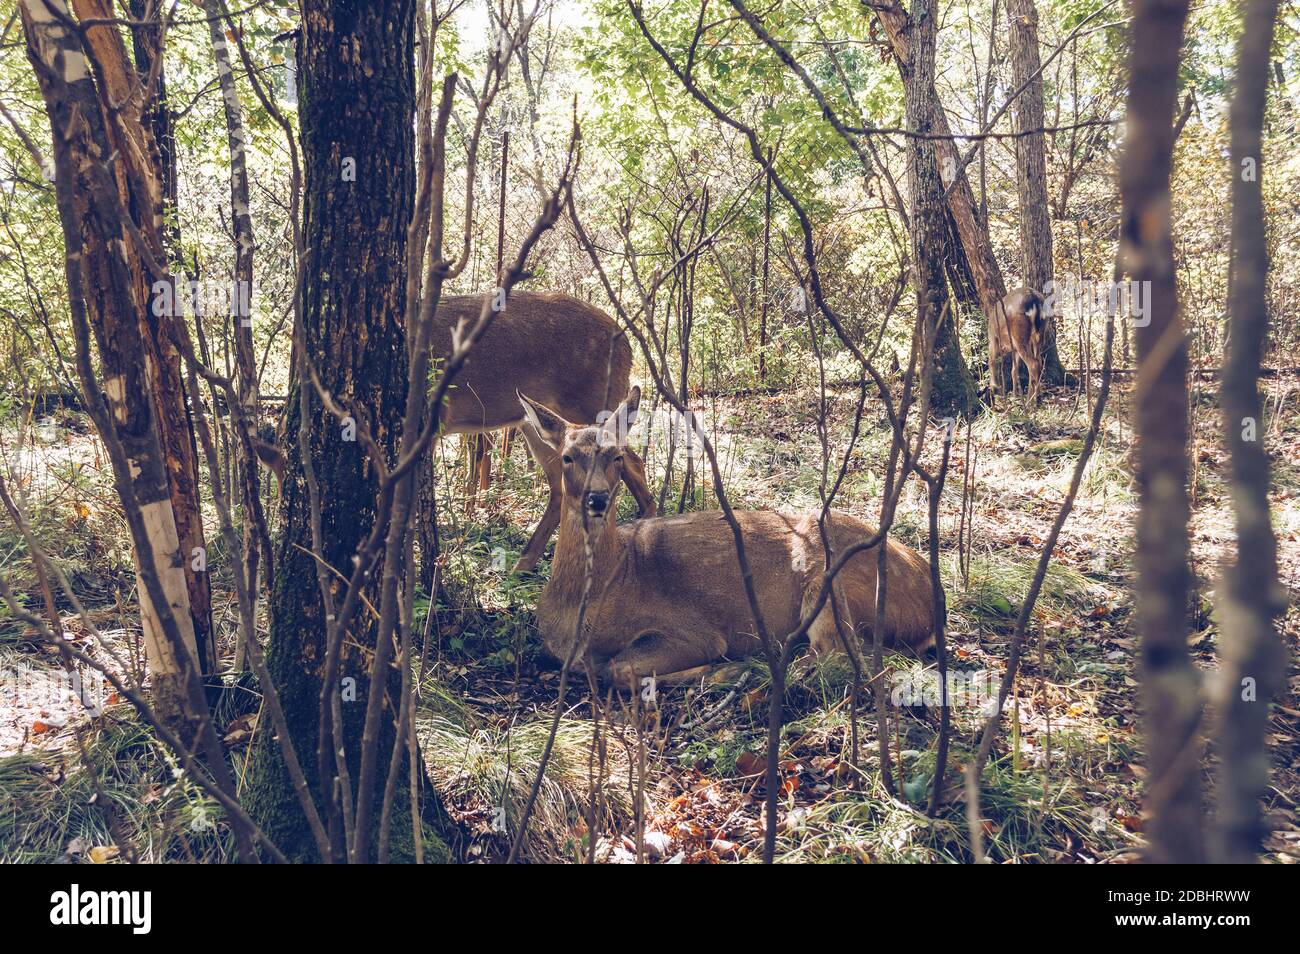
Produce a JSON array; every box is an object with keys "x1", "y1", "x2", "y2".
[
  {"x1": 710, "y1": 838, "x2": 740, "y2": 859},
  {"x1": 88, "y1": 845, "x2": 119, "y2": 864},
  {"x1": 734, "y1": 752, "x2": 764, "y2": 777},
  {"x1": 643, "y1": 830, "x2": 673, "y2": 858}
]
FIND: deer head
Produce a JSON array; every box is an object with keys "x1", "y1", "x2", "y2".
[{"x1": 518, "y1": 386, "x2": 641, "y2": 522}]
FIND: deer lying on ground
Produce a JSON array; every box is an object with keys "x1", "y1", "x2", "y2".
[
  {"x1": 988, "y1": 287, "x2": 1048, "y2": 405},
  {"x1": 255, "y1": 292, "x2": 656, "y2": 571},
  {"x1": 519, "y1": 387, "x2": 935, "y2": 688}
]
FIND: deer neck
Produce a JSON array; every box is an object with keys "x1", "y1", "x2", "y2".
[{"x1": 547, "y1": 501, "x2": 623, "y2": 603}]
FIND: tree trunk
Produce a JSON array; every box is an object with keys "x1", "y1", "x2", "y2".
[
  {"x1": 21, "y1": 0, "x2": 203, "y2": 721},
  {"x1": 875, "y1": 4, "x2": 1006, "y2": 338},
  {"x1": 1119, "y1": 0, "x2": 1203, "y2": 864},
  {"x1": 126, "y1": 0, "x2": 179, "y2": 251},
  {"x1": 72, "y1": 0, "x2": 216, "y2": 677},
  {"x1": 902, "y1": 1, "x2": 973, "y2": 417},
  {"x1": 1006, "y1": 0, "x2": 1065, "y2": 385},
  {"x1": 244, "y1": 0, "x2": 445, "y2": 862},
  {"x1": 1215, "y1": 0, "x2": 1285, "y2": 864},
  {"x1": 200, "y1": 0, "x2": 271, "y2": 671}
]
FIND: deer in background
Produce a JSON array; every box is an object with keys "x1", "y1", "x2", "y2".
[
  {"x1": 256, "y1": 292, "x2": 656, "y2": 572},
  {"x1": 519, "y1": 387, "x2": 935, "y2": 688},
  {"x1": 988, "y1": 287, "x2": 1048, "y2": 405}
]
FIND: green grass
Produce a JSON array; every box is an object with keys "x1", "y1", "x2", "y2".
[
  {"x1": 419, "y1": 707, "x2": 642, "y2": 863},
  {"x1": 1078, "y1": 443, "x2": 1134, "y2": 502},
  {"x1": 944, "y1": 550, "x2": 1104, "y2": 624},
  {"x1": 766, "y1": 745, "x2": 1137, "y2": 863},
  {"x1": 6, "y1": 384, "x2": 1263, "y2": 864},
  {"x1": 0, "y1": 708, "x2": 231, "y2": 863}
]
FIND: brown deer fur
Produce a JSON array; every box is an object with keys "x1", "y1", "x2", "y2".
[
  {"x1": 256, "y1": 292, "x2": 656, "y2": 571},
  {"x1": 520, "y1": 388, "x2": 935, "y2": 688},
  {"x1": 437, "y1": 292, "x2": 656, "y2": 569},
  {"x1": 252, "y1": 434, "x2": 286, "y2": 488},
  {"x1": 989, "y1": 287, "x2": 1048, "y2": 404}
]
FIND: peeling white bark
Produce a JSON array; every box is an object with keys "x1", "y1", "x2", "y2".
[{"x1": 135, "y1": 498, "x2": 197, "y2": 676}]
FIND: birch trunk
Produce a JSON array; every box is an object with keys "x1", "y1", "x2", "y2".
[{"x1": 200, "y1": 0, "x2": 270, "y2": 671}]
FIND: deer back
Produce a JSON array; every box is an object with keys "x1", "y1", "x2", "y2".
[
  {"x1": 539, "y1": 508, "x2": 934, "y2": 668},
  {"x1": 436, "y1": 292, "x2": 633, "y2": 434},
  {"x1": 999, "y1": 287, "x2": 1046, "y2": 356}
]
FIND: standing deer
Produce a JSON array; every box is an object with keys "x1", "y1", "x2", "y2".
[
  {"x1": 519, "y1": 387, "x2": 935, "y2": 688},
  {"x1": 988, "y1": 287, "x2": 1048, "y2": 405},
  {"x1": 257, "y1": 292, "x2": 656, "y2": 571}
]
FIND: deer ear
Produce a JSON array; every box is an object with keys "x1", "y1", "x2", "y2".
[
  {"x1": 601, "y1": 386, "x2": 642, "y2": 449},
  {"x1": 623, "y1": 385, "x2": 642, "y2": 423},
  {"x1": 518, "y1": 391, "x2": 568, "y2": 450}
]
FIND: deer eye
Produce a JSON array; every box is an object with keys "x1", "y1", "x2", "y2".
[{"x1": 561, "y1": 454, "x2": 574, "y2": 465}]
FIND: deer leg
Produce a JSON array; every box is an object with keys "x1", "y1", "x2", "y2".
[
  {"x1": 622, "y1": 447, "x2": 657, "y2": 518},
  {"x1": 465, "y1": 434, "x2": 484, "y2": 513},
  {"x1": 988, "y1": 344, "x2": 1000, "y2": 409},
  {"x1": 993, "y1": 346, "x2": 1011, "y2": 410},
  {"x1": 803, "y1": 577, "x2": 867, "y2": 668},
  {"x1": 513, "y1": 422, "x2": 563, "y2": 573},
  {"x1": 477, "y1": 431, "x2": 494, "y2": 494},
  {"x1": 604, "y1": 628, "x2": 728, "y2": 691}
]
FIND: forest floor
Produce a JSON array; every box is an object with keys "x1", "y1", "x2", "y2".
[{"x1": 2, "y1": 377, "x2": 1298, "y2": 863}]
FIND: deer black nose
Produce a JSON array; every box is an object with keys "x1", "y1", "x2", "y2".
[{"x1": 585, "y1": 491, "x2": 609, "y2": 514}]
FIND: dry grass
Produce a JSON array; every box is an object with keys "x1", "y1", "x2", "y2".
[
  {"x1": 420, "y1": 709, "x2": 645, "y2": 863},
  {"x1": 2, "y1": 380, "x2": 1297, "y2": 862}
]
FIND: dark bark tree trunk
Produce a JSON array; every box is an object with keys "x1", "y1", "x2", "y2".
[
  {"x1": 126, "y1": 0, "x2": 179, "y2": 250},
  {"x1": 1006, "y1": 0, "x2": 1065, "y2": 385},
  {"x1": 1119, "y1": 0, "x2": 1204, "y2": 864},
  {"x1": 244, "y1": 0, "x2": 443, "y2": 862},
  {"x1": 1216, "y1": 0, "x2": 1286, "y2": 864},
  {"x1": 902, "y1": 1, "x2": 973, "y2": 417},
  {"x1": 875, "y1": 4, "x2": 1006, "y2": 345}
]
